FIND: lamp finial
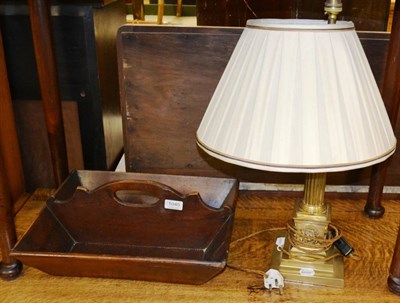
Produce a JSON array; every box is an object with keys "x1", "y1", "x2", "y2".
[{"x1": 325, "y1": 0, "x2": 343, "y2": 24}]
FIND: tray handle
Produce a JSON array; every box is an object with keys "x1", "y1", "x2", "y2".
[{"x1": 86, "y1": 179, "x2": 194, "y2": 208}]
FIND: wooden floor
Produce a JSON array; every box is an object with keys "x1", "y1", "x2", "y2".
[{"x1": 1, "y1": 189, "x2": 400, "y2": 303}]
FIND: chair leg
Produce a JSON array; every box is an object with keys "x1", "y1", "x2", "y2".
[
  {"x1": 364, "y1": 163, "x2": 387, "y2": 218},
  {"x1": 28, "y1": 0, "x2": 69, "y2": 187},
  {"x1": 366, "y1": 0, "x2": 400, "y2": 218},
  {"x1": 0, "y1": 19, "x2": 23, "y2": 281},
  {"x1": 388, "y1": 225, "x2": 400, "y2": 295},
  {"x1": 176, "y1": 0, "x2": 182, "y2": 17},
  {"x1": 157, "y1": 0, "x2": 164, "y2": 24},
  {"x1": 0, "y1": 159, "x2": 22, "y2": 280},
  {"x1": 132, "y1": 0, "x2": 145, "y2": 21},
  {"x1": 381, "y1": 0, "x2": 400, "y2": 294}
]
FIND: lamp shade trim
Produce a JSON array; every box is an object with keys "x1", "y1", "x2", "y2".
[
  {"x1": 197, "y1": 135, "x2": 396, "y2": 173},
  {"x1": 246, "y1": 19, "x2": 354, "y2": 30}
]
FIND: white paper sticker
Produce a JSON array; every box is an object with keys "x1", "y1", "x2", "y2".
[
  {"x1": 164, "y1": 199, "x2": 183, "y2": 211},
  {"x1": 275, "y1": 237, "x2": 285, "y2": 248},
  {"x1": 299, "y1": 267, "x2": 315, "y2": 277}
]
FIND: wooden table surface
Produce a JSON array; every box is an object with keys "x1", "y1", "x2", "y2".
[{"x1": 1, "y1": 189, "x2": 400, "y2": 303}]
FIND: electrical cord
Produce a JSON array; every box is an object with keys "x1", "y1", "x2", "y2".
[
  {"x1": 281, "y1": 220, "x2": 342, "y2": 262},
  {"x1": 227, "y1": 227, "x2": 286, "y2": 277},
  {"x1": 229, "y1": 227, "x2": 286, "y2": 248},
  {"x1": 227, "y1": 221, "x2": 360, "y2": 277}
]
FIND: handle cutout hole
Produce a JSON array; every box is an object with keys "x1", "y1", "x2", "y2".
[{"x1": 115, "y1": 190, "x2": 160, "y2": 207}]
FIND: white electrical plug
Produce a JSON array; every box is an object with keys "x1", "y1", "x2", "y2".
[{"x1": 264, "y1": 269, "x2": 285, "y2": 294}]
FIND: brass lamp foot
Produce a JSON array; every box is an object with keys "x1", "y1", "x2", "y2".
[{"x1": 271, "y1": 231, "x2": 344, "y2": 288}]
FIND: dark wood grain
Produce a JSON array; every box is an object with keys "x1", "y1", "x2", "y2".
[
  {"x1": 196, "y1": 0, "x2": 293, "y2": 27},
  {"x1": 297, "y1": 0, "x2": 391, "y2": 31},
  {"x1": 196, "y1": 0, "x2": 391, "y2": 31},
  {"x1": 118, "y1": 27, "x2": 240, "y2": 178},
  {"x1": 13, "y1": 100, "x2": 84, "y2": 192},
  {"x1": 28, "y1": 0, "x2": 69, "y2": 186},
  {"x1": 93, "y1": 0, "x2": 125, "y2": 169}
]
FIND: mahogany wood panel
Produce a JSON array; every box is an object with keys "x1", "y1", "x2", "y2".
[
  {"x1": 297, "y1": 0, "x2": 392, "y2": 31},
  {"x1": 196, "y1": 0, "x2": 293, "y2": 27},
  {"x1": 118, "y1": 25, "x2": 398, "y2": 195},
  {"x1": 197, "y1": 0, "x2": 391, "y2": 31},
  {"x1": 13, "y1": 100, "x2": 84, "y2": 192},
  {"x1": 93, "y1": 0, "x2": 125, "y2": 169},
  {"x1": 118, "y1": 26, "x2": 242, "y2": 178},
  {"x1": 3, "y1": 189, "x2": 400, "y2": 301}
]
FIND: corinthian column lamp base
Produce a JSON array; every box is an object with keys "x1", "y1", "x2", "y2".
[
  {"x1": 271, "y1": 232, "x2": 344, "y2": 288},
  {"x1": 269, "y1": 173, "x2": 344, "y2": 288},
  {"x1": 270, "y1": 202, "x2": 344, "y2": 287}
]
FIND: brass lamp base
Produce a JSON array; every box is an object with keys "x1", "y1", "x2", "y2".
[
  {"x1": 270, "y1": 231, "x2": 344, "y2": 288},
  {"x1": 269, "y1": 173, "x2": 344, "y2": 288}
]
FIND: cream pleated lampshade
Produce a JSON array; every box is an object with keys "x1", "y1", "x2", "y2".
[{"x1": 196, "y1": 19, "x2": 396, "y2": 173}]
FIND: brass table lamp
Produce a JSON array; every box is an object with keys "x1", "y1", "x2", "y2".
[{"x1": 196, "y1": 17, "x2": 396, "y2": 287}]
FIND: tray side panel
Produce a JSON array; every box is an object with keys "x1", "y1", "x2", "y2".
[
  {"x1": 63, "y1": 170, "x2": 238, "y2": 209},
  {"x1": 12, "y1": 207, "x2": 75, "y2": 254},
  {"x1": 13, "y1": 254, "x2": 226, "y2": 285},
  {"x1": 48, "y1": 186, "x2": 233, "y2": 254}
]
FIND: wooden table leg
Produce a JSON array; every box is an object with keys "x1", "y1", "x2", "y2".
[
  {"x1": 365, "y1": 163, "x2": 388, "y2": 218},
  {"x1": 0, "y1": 31, "x2": 25, "y2": 205},
  {"x1": 176, "y1": 0, "x2": 182, "y2": 17},
  {"x1": 388, "y1": 225, "x2": 400, "y2": 295},
  {"x1": 0, "y1": 158, "x2": 22, "y2": 280},
  {"x1": 0, "y1": 23, "x2": 23, "y2": 281},
  {"x1": 365, "y1": 0, "x2": 400, "y2": 218},
  {"x1": 380, "y1": 0, "x2": 400, "y2": 295},
  {"x1": 157, "y1": 0, "x2": 164, "y2": 24},
  {"x1": 28, "y1": 0, "x2": 69, "y2": 187},
  {"x1": 131, "y1": 0, "x2": 144, "y2": 21}
]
